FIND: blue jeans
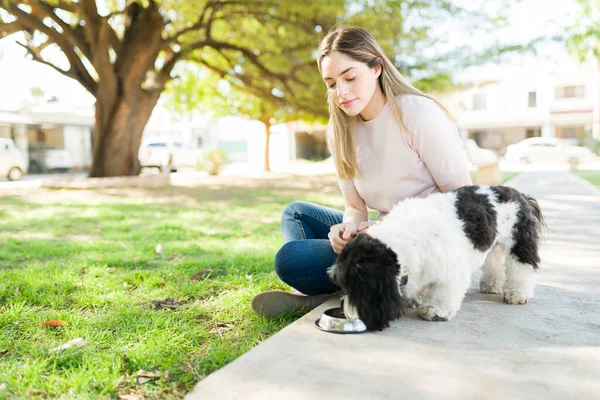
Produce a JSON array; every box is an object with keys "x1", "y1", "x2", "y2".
[{"x1": 274, "y1": 201, "x2": 344, "y2": 295}]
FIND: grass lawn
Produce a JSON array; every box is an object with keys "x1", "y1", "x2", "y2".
[
  {"x1": 573, "y1": 170, "x2": 600, "y2": 188},
  {"x1": 0, "y1": 175, "x2": 344, "y2": 399}
]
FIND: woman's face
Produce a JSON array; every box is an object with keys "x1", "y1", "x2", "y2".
[{"x1": 321, "y1": 51, "x2": 381, "y2": 117}]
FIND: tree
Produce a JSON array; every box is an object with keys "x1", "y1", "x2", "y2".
[
  {"x1": 565, "y1": 0, "x2": 600, "y2": 143},
  {"x1": 0, "y1": 0, "x2": 335, "y2": 176},
  {"x1": 167, "y1": 65, "x2": 322, "y2": 172}
]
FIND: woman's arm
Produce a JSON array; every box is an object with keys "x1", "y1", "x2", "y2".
[
  {"x1": 404, "y1": 96, "x2": 471, "y2": 192},
  {"x1": 438, "y1": 171, "x2": 473, "y2": 192},
  {"x1": 329, "y1": 185, "x2": 369, "y2": 254},
  {"x1": 341, "y1": 185, "x2": 369, "y2": 224}
]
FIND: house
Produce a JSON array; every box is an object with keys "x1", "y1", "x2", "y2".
[
  {"x1": 0, "y1": 100, "x2": 94, "y2": 169},
  {"x1": 440, "y1": 60, "x2": 600, "y2": 153}
]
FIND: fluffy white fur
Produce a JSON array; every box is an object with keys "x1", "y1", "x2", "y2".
[{"x1": 329, "y1": 185, "x2": 542, "y2": 327}]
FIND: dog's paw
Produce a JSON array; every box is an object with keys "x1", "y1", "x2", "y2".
[
  {"x1": 502, "y1": 290, "x2": 529, "y2": 304},
  {"x1": 418, "y1": 305, "x2": 449, "y2": 321},
  {"x1": 403, "y1": 297, "x2": 421, "y2": 309},
  {"x1": 480, "y1": 281, "x2": 502, "y2": 294}
]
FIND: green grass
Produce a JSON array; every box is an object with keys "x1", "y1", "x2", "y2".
[
  {"x1": 573, "y1": 170, "x2": 600, "y2": 188},
  {"x1": 0, "y1": 175, "x2": 344, "y2": 399}
]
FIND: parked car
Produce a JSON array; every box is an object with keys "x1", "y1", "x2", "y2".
[
  {"x1": 464, "y1": 139, "x2": 499, "y2": 166},
  {"x1": 28, "y1": 144, "x2": 75, "y2": 173},
  {"x1": 138, "y1": 138, "x2": 202, "y2": 172},
  {"x1": 0, "y1": 138, "x2": 27, "y2": 181},
  {"x1": 504, "y1": 137, "x2": 597, "y2": 164}
]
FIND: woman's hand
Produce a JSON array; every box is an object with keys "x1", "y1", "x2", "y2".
[{"x1": 328, "y1": 221, "x2": 369, "y2": 254}]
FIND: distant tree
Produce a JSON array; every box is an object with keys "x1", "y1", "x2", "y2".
[
  {"x1": 30, "y1": 85, "x2": 44, "y2": 98},
  {"x1": 565, "y1": 0, "x2": 600, "y2": 142}
]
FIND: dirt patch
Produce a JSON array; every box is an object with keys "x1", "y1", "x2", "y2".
[{"x1": 151, "y1": 298, "x2": 184, "y2": 311}]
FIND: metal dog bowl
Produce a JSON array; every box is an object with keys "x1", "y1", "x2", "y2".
[{"x1": 315, "y1": 307, "x2": 368, "y2": 334}]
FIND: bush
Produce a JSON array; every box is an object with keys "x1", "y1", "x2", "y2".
[{"x1": 197, "y1": 149, "x2": 229, "y2": 175}]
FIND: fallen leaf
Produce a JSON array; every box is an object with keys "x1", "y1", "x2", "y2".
[
  {"x1": 118, "y1": 389, "x2": 145, "y2": 400},
  {"x1": 155, "y1": 244, "x2": 164, "y2": 254},
  {"x1": 176, "y1": 382, "x2": 188, "y2": 391},
  {"x1": 135, "y1": 369, "x2": 161, "y2": 385},
  {"x1": 155, "y1": 282, "x2": 165, "y2": 287},
  {"x1": 81, "y1": 311, "x2": 94, "y2": 318},
  {"x1": 75, "y1": 282, "x2": 85, "y2": 288},
  {"x1": 98, "y1": 255, "x2": 104, "y2": 260},
  {"x1": 42, "y1": 319, "x2": 67, "y2": 327},
  {"x1": 243, "y1": 232, "x2": 252, "y2": 237},
  {"x1": 136, "y1": 370, "x2": 161, "y2": 378},
  {"x1": 0, "y1": 349, "x2": 8, "y2": 356},
  {"x1": 48, "y1": 338, "x2": 87, "y2": 353},
  {"x1": 190, "y1": 269, "x2": 213, "y2": 281}
]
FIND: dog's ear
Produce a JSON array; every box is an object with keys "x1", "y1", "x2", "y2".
[{"x1": 335, "y1": 234, "x2": 404, "y2": 331}]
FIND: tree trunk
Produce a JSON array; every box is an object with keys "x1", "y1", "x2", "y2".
[
  {"x1": 90, "y1": 92, "x2": 161, "y2": 177},
  {"x1": 87, "y1": 2, "x2": 166, "y2": 177},
  {"x1": 263, "y1": 119, "x2": 271, "y2": 172}
]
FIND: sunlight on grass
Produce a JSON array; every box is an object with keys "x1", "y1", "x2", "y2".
[
  {"x1": 573, "y1": 170, "x2": 600, "y2": 188},
  {"x1": 0, "y1": 175, "x2": 341, "y2": 399}
]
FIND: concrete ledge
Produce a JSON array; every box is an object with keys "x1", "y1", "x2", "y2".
[{"x1": 41, "y1": 174, "x2": 171, "y2": 189}]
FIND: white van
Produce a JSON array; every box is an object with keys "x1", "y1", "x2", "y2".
[
  {"x1": 138, "y1": 138, "x2": 202, "y2": 172},
  {"x1": 0, "y1": 138, "x2": 27, "y2": 181}
]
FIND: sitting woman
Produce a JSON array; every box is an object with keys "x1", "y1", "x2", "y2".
[{"x1": 252, "y1": 24, "x2": 472, "y2": 318}]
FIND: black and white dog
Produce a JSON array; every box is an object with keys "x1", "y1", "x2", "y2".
[{"x1": 328, "y1": 185, "x2": 544, "y2": 331}]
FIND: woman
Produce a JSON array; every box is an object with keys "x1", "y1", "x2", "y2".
[{"x1": 251, "y1": 25, "x2": 472, "y2": 318}]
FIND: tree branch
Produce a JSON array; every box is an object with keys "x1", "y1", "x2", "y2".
[
  {"x1": 0, "y1": 22, "x2": 22, "y2": 38},
  {"x1": 5, "y1": 3, "x2": 97, "y2": 95},
  {"x1": 30, "y1": 0, "x2": 92, "y2": 60},
  {"x1": 15, "y1": 41, "x2": 99, "y2": 94}
]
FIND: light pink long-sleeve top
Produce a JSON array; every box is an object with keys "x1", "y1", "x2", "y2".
[{"x1": 334, "y1": 94, "x2": 469, "y2": 219}]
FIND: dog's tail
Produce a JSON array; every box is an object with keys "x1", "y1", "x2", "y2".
[{"x1": 526, "y1": 195, "x2": 546, "y2": 236}]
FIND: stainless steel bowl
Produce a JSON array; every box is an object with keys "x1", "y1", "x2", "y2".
[{"x1": 315, "y1": 307, "x2": 368, "y2": 334}]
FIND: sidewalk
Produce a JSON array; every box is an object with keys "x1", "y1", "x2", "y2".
[{"x1": 187, "y1": 171, "x2": 600, "y2": 400}]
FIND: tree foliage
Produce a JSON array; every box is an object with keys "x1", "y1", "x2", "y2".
[
  {"x1": 565, "y1": 0, "x2": 600, "y2": 62},
  {"x1": 0, "y1": 0, "x2": 530, "y2": 176}
]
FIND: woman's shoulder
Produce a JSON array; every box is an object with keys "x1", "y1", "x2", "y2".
[
  {"x1": 393, "y1": 94, "x2": 450, "y2": 129},
  {"x1": 394, "y1": 94, "x2": 440, "y2": 113}
]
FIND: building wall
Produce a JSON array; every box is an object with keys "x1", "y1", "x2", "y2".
[
  {"x1": 441, "y1": 60, "x2": 599, "y2": 153},
  {"x1": 64, "y1": 125, "x2": 92, "y2": 168}
]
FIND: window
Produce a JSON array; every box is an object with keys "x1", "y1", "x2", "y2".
[
  {"x1": 555, "y1": 85, "x2": 585, "y2": 99},
  {"x1": 528, "y1": 91, "x2": 537, "y2": 108},
  {"x1": 148, "y1": 142, "x2": 167, "y2": 147},
  {"x1": 473, "y1": 94, "x2": 486, "y2": 111}
]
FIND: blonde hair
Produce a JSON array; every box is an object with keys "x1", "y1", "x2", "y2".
[{"x1": 317, "y1": 25, "x2": 452, "y2": 180}]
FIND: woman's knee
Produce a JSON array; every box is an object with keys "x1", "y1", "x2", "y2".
[
  {"x1": 282, "y1": 200, "x2": 309, "y2": 219},
  {"x1": 274, "y1": 241, "x2": 299, "y2": 282}
]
